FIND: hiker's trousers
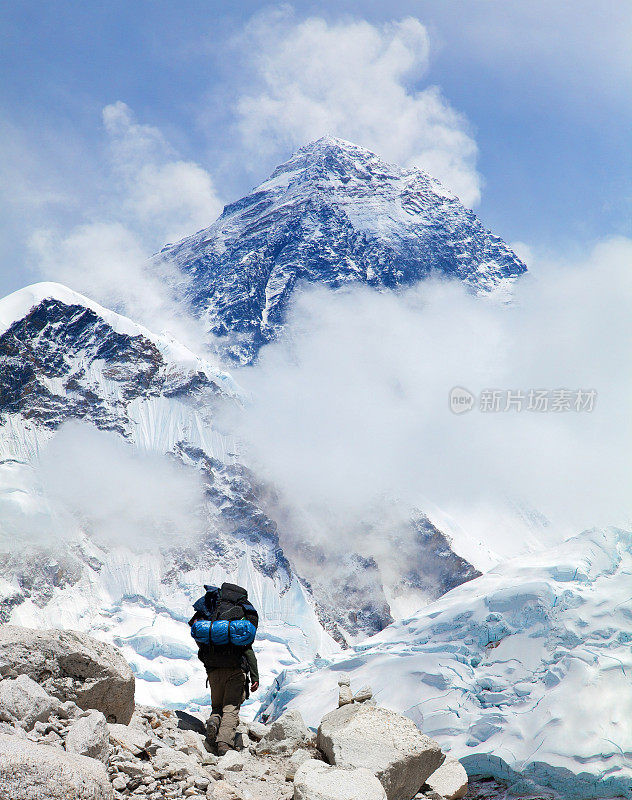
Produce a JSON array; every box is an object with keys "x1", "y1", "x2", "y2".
[{"x1": 207, "y1": 666, "x2": 247, "y2": 747}]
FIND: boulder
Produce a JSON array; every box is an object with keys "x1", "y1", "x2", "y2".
[
  {"x1": 285, "y1": 748, "x2": 313, "y2": 780},
  {"x1": 353, "y1": 685, "x2": 374, "y2": 702},
  {"x1": 111, "y1": 775, "x2": 128, "y2": 792},
  {"x1": 65, "y1": 710, "x2": 110, "y2": 763},
  {"x1": 425, "y1": 758, "x2": 468, "y2": 800},
  {"x1": 0, "y1": 721, "x2": 20, "y2": 737},
  {"x1": 294, "y1": 759, "x2": 386, "y2": 800},
  {"x1": 247, "y1": 720, "x2": 269, "y2": 741},
  {"x1": 0, "y1": 674, "x2": 62, "y2": 731},
  {"x1": 58, "y1": 700, "x2": 82, "y2": 719},
  {"x1": 114, "y1": 757, "x2": 153, "y2": 779},
  {"x1": 212, "y1": 779, "x2": 244, "y2": 800},
  {"x1": 108, "y1": 722, "x2": 154, "y2": 756},
  {"x1": 0, "y1": 732, "x2": 113, "y2": 799},
  {"x1": 218, "y1": 749, "x2": 244, "y2": 772},
  {"x1": 0, "y1": 625, "x2": 134, "y2": 724},
  {"x1": 338, "y1": 677, "x2": 353, "y2": 707},
  {"x1": 317, "y1": 703, "x2": 444, "y2": 800},
  {"x1": 175, "y1": 728, "x2": 209, "y2": 761},
  {"x1": 152, "y1": 745, "x2": 205, "y2": 780},
  {"x1": 256, "y1": 709, "x2": 309, "y2": 755}
]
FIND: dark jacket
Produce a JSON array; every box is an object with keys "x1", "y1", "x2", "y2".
[{"x1": 197, "y1": 640, "x2": 259, "y2": 683}]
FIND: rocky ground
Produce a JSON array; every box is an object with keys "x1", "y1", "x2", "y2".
[{"x1": 0, "y1": 624, "x2": 521, "y2": 800}]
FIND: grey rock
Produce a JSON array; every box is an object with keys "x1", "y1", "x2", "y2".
[
  {"x1": 0, "y1": 674, "x2": 61, "y2": 731},
  {"x1": 293, "y1": 759, "x2": 386, "y2": 800},
  {"x1": 30, "y1": 730, "x2": 64, "y2": 749},
  {"x1": 116, "y1": 758, "x2": 154, "y2": 779},
  {"x1": 58, "y1": 700, "x2": 82, "y2": 719},
  {"x1": 353, "y1": 685, "x2": 373, "y2": 702},
  {"x1": 0, "y1": 732, "x2": 113, "y2": 799},
  {"x1": 256, "y1": 709, "x2": 310, "y2": 755},
  {"x1": 109, "y1": 723, "x2": 154, "y2": 756},
  {"x1": 211, "y1": 779, "x2": 244, "y2": 800},
  {"x1": 0, "y1": 626, "x2": 135, "y2": 724},
  {"x1": 152, "y1": 745, "x2": 205, "y2": 780},
  {"x1": 246, "y1": 720, "x2": 269, "y2": 741},
  {"x1": 317, "y1": 703, "x2": 444, "y2": 800},
  {"x1": 338, "y1": 678, "x2": 353, "y2": 707},
  {"x1": 66, "y1": 709, "x2": 110, "y2": 762},
  {"x1": 0, "y1": 721, "x2": 21, "y2": 736},
  {"x1": 285, "y1": 748, "x2": 313, "y2": 780},
  {"x1": 425, "y1": 758, "x2": 468, "y2": 800},
  {"x1": 175, "y1": 728, "x2": 208, "y2": 761},
  {"x1": 218, "y1": 749, "x2": 244, "y2": 772}
]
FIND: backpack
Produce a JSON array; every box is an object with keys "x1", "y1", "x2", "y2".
[{"x1": 189, "y1": 582, "x2": 258, "y2": 653}]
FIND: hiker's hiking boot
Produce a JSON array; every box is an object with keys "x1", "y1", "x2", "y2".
[
  {"x1": 216, "y1": 742, "x2": 232, "y2": 757},
  {"x1": 205, "y1": 717, "x2": 219, "y2": 744}
]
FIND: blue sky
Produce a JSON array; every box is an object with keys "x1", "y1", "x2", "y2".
[{"x1": 1, "y1": 1, "x2": 631, "y2": 297}]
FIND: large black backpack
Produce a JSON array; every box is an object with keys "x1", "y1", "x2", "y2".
[
  {"x1": 189, "y1": 582, "x2": 258, "y2": 665},
  {"x1": 212, "y1": 583, "x2": 258, "y2": 627}
]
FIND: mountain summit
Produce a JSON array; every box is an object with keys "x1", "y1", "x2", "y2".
[{"x1": 159, "y1": 137, "x2": 527, "y2": 362}]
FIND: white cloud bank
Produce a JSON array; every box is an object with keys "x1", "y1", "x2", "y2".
[
  {"x1": 30, "y1": 103, "x2": 222, "y2": 354},
  {"x1": 235, "y1": 11, "x2": 482, "y2": 206},
  {"x1": 103, "y1": 101, "x2": 222, "y2": 246},
  {"x1": 38, "y1": 422, "x2": 206, "y2": 552},
  {"x1": 233, "y1": 236, "x2": 632, "y2": 561}
]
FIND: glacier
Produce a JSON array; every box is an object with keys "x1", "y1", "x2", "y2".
[{"x1": 259, "y1": 526, "x2": 632, "y2": 798}]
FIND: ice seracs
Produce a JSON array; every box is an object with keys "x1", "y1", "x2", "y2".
[{"x1": 261, "y1": 526, "x2": 632, "y2": 798}]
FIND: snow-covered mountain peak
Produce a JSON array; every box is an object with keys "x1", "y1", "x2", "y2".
[
  {"x1": 258, "y1": 135, "x2": 455, "y2": 200},
  {"x1": 158, "y1": 138, "x2": 527, "y2": 362},
  {"x1": 257, "y1": 136, "x2": 406, "y2": 189},
  {"x1": 0, "y1": 282, "x2": 126, "y2": 337},
  {"x1": 0, "y1": 283, "x2": 240, "y2": 462},
  {"x1": 0, "y1": 282, "x2": 232, "y2": 383}
]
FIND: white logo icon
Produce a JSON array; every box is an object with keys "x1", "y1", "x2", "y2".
[{"x1": 449, "y1": 386, "x2": 475, "y2": 414}]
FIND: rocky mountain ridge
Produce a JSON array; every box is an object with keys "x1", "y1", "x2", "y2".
[{"x1": 157, "y1": 137, "x2": 527, "y2": 363}]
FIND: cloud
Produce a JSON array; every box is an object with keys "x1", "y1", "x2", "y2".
[
  {"x1": 37, "y1": 422, "x2": 206, "y2": 552},
  {"x1": 30, "y1": 103, "x2": 222, "y2": 354},
  {"x1": 103, "y1": 101, "x2": 222, "y2": 245},
  {"x1": 233, "y1": 236, "x2": 632, "y2": 564},
  {"x1": 234, "y1": 10, "x2": 481, "y2": 206}
]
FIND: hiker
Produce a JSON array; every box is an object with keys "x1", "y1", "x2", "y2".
[{"x1": 189, "y1": 582, "x2": 260, "y2": 755}]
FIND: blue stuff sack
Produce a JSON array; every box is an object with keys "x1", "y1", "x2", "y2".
[
  {"x1": 210, "y1": 619, "x2": 230, "y2": 646},
  {"x1": 190, "y1": 620, "x2": 211, "y2": 644},
  {"x1": 229, "y1": 619, "x2": 256, "y2": 647}
]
